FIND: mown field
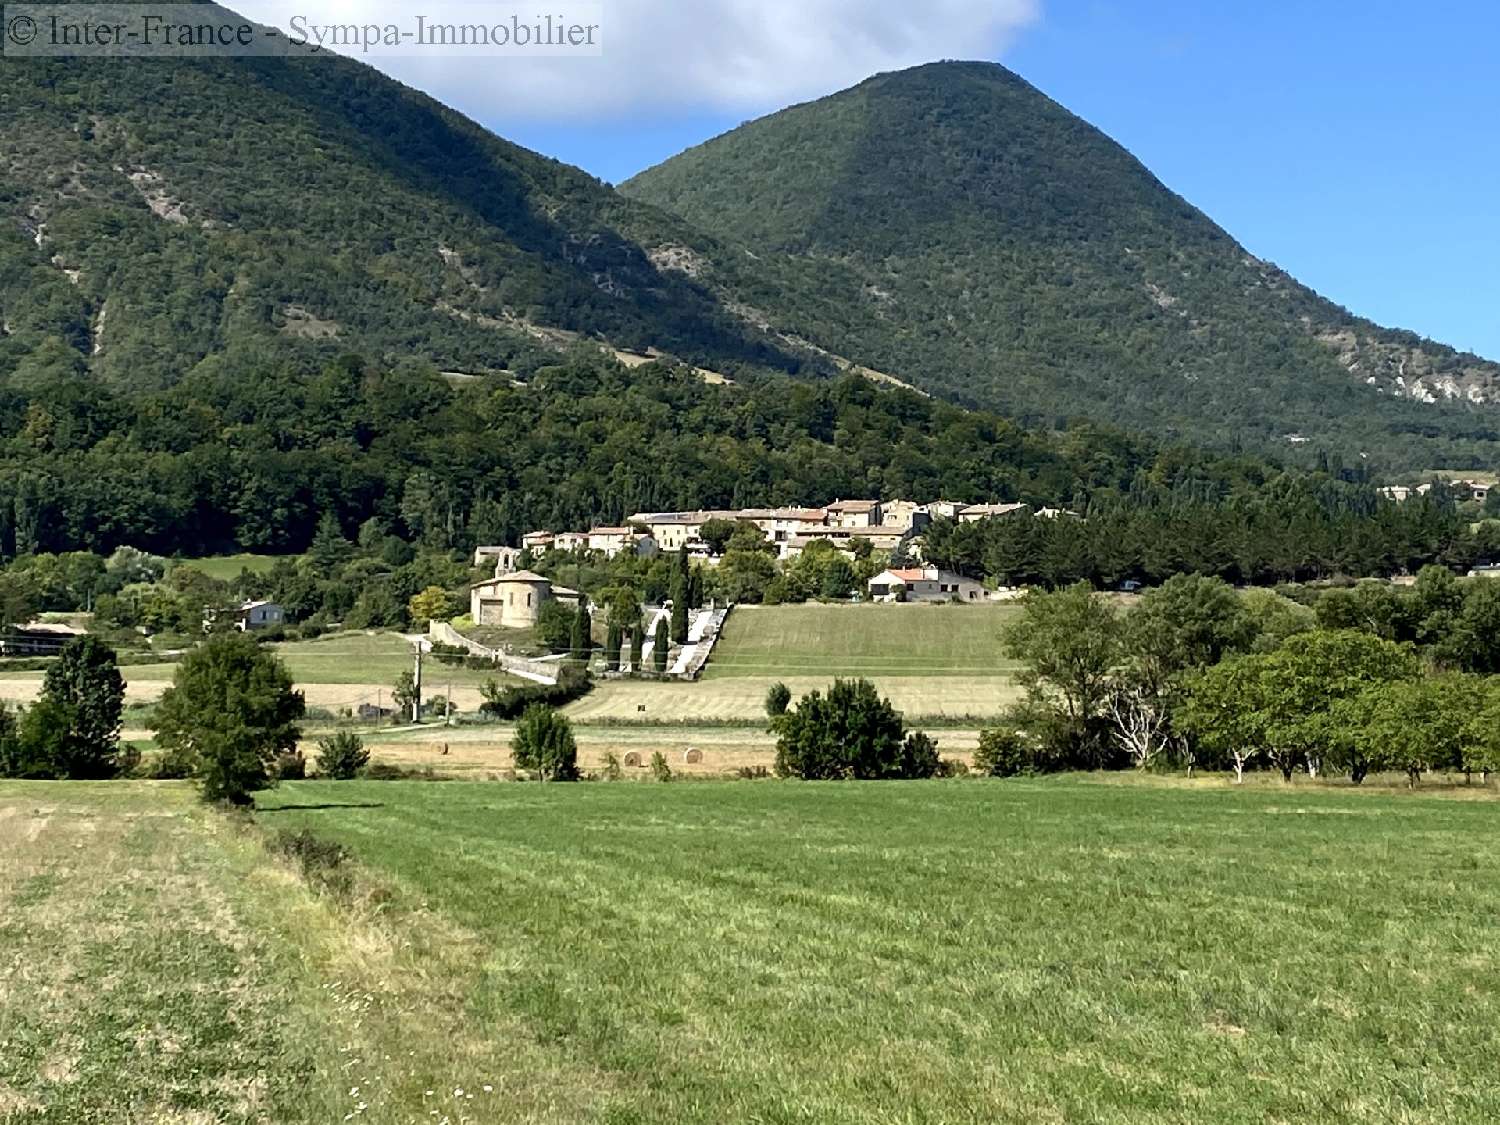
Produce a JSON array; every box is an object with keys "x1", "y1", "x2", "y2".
[
  {"x1": 555, "y1": 602, "x2": 1024, "y2": 725},
  {"x1": 705, "y1": 602, "x2": 1022, "y2": 678},
  {"x1": 0, "y1": 633, "x2": 522, "y2": 716},
  {"x1": 8, "y1": 777, "x2": 1492, "y2": 1122},
  {"x1": 565, "y1": 675, "x2": 1020, "y2": 724}
]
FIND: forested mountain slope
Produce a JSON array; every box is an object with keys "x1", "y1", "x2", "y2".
[
  {"x1": 0, "y1": 51, "x2": 806, "y2": 392},
  {"x1": 624, "y1": 61, "x2": 1500, "y2": 469}
]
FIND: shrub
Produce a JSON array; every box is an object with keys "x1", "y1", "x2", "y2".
[
  {"x1": 479, "y1": 667, "x2": 592, "y2": 720},
  {"x1": 774, "y1": 678, "x2": 919, "y2": 780},
  {"x1": 650, "y1": 751, "x2": 672, "y2": 782},
  {"x1": 511, "y1": 705, "x2": 579, "y2": 781},
  {"x1": 765, "y1": 681, "x2": 791, "y2": 718},
  {"x1": 147, "y1": 742, "x2": 198, "y2": 780},
  {"x1": 736, "y1": 765, "x2": 771, "y2": 780},
  {"x1": 897, "y1": 731, "x2": 942, "y2": 779},
  {"x1": 316, "y1": 731, "x2": 369, "y2": 780},
  {"x1": 602, "y1": 751, "x2": 624, "y2": 781},
  {"x1": 973, "y1": 728, "x2": 1057, "y2": 777},
  {"x1": 272, "y1": 829, "x2": 352, "y2": 896},
  {"x1": 361, "y1": 762, "x2": 444, "y2": 781},
  {"x1": 274, "y1": 750, "x2": 307, "y2": 780}
]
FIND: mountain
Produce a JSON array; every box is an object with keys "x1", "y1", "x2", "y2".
[
  {"x1": 4, "y1": 46, "x2": 1499, "y2": 474},
  {"x1": 0, "y1": 50, "x2": 813, "y2": 392},
  {"x1": 622, "y1": 61, "x2": 1500, "y2": 469}
]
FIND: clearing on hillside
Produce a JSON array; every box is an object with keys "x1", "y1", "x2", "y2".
[
  {"x1": 171, "y1": 553, "x2": 282, "y2": 581},
  {"x1": 253, "y1": 776, "x2": 1500, "y2": 1122},
  {"x1": 704, "y1": 602, "x2": 1021, "y2": 678}
]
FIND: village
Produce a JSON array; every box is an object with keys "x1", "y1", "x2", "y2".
[{"x1": 468, "y1": 498, "x2": 1076, "y2": 631}]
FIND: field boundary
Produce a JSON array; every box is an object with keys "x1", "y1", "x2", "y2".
[{"x1": 429, "y1": 621, "x2": 558, "y2": 685}]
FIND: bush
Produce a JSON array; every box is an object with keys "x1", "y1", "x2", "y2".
[
  {"x1": 361, "y1": 761, "x2": 444, "y2": 781},
  {"x1": 274, "y1": 750, "x2": 307, "y2": 780},
  {"x1": 774, "y1": 678, "x2": 924, "y2": 780},
  {"x1": 272, "y1": 829, "x2": 352, "y2": 896},
  {"x1": 650, "y1": 751, "x2": 672, "y2": 782},
  {"x1": 897, "y1": 731, "x2": 941, "y2": 779},
  {"x1": 147, "y1": 743, "x2": 198, "y2": 780},
  {"x1": 430, "y1": 643, "x2": 470, "y2": 666},
  {"x1": 316, "y1": 731, "x2": 369, "y2": 780},
  {"x1": 765, "y1": 681, "x2": 791, "y2": 718},
  {"x1": 973, "y1": 727, "x2": 1060, "y2": 777},
  {"x1": 736, "y1": 765, "x2": 771, "y2": 780},
  {"x1": 479, "y1": 667, "x2": 592, "y2": 720},
  {"x1": 602, "y1": 751, "x2": 624, "y2": 781}
]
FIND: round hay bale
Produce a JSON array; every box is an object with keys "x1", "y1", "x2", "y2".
[
  {"x1": 623, "y1": 751, "x2": 643, "y2": 768},
  {"x1": 682, "y1": 748, "x2": 703, "y2": 765}
]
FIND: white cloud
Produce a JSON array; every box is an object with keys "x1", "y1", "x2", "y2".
[{"x1": 235, "y1": 0, "x2": 1040, "y2": 119}]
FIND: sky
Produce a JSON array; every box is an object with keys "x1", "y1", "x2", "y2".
[{"x1": 241, "y1": 0, "x2": 1500, "y2": 358}]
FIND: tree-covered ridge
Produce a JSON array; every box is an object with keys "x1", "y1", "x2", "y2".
[
  {"x1": 0, "y1": 347, "x2": 1317, "y2": 559},
  {"x1": 0, "y1": 49, "x2": 807, "y2": 393},
  {"x1": 623, "y1": 61, "x2": 1500, "y2": 470}
]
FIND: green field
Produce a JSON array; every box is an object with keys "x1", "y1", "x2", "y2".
[
  {"x1": 705, "y1": 603, "x2": 1021, "y2": 679},
  {"x1": 0, "y1": 633, "x2": 521, "y2": 715},
  {"x1": 7, "y1": 777, "x2": 1500, "y2": 1120},
  {"x1": 172, "y1": 553, "x2": 283, "y2": 581}
]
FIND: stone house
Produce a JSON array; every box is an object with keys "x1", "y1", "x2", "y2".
[
  {"x1": 470, "y1": 570, "x2": 583, "y2": 629},
  {"x1": 826, "y1": 499, "x2": 882, "y2": 528},
  {"x1": 587, "y1": 527, "x2": 658, "y2": 559}
]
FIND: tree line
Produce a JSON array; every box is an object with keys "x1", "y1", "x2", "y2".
[{"x1": 984, "y1": 570, "x2": 1500, "y2": 786}]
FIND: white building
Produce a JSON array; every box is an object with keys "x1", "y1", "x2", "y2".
[{"x1": 867, "y1": 567, "x2": 986, "y2": 603}]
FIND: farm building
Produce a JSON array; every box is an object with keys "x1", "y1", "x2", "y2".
[
  {"x1": 0, "y1": 621, "x2": 87, "y2": 656},
  {"x1": 867, "y1": 567, "x2": 986, "y2": 604},
  {"x1": 470, "y1": 570, "x2": 583, "y2": 629}
]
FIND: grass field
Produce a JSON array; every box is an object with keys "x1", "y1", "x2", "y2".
[
  {"x1": 704, "y1": 602, "x2": 1022, "y2": 679},
  {"x1": 0, "y1": 632, "x2": 522, "y2": 715},
  {"x1": 7, "y1": 776, "x2": 1500, "y2": 1120},
  {"x1": 172, "y1": 553, "x2": 282, "y2": 581}
]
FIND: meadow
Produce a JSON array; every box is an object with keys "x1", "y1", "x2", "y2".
[
  {"x1": 172, "y1": 553, "x2": 282, "y2": 581},
  {"x1": 705, "y1": 602, "x2": 1022, "y2": 678},
  {"x1": 7, "y1": 776, "x2": 1500, "y2": 1121},
  {"x1": 0, "y1": 632, "x2": 521, "y2": 716}
]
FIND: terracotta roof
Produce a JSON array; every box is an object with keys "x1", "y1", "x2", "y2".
[{"x1": 827, "y1": 499, "x2": 879, "y2": 511}]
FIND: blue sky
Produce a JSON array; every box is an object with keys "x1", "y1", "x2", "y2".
[
  {"x1": 488, "y1": 2, "x2": 1500, "y2": 360},
  {"x1": 260, "y1": 0, "x2": 1496, "y2": 358}
]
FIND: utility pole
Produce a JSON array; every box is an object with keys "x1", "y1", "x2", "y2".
[{"x1": 412, "y1": 644, "x2": 423, "y2": 723}]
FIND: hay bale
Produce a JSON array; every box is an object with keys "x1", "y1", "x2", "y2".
[
  {"x1": 623, "y1": 751, "x2": 643, "y2": 768},
  {"x1": 683, "y1": 748, "x2": 703, "y2": 764}
]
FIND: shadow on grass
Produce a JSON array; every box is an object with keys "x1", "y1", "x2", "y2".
[{"x1": 256, "y1": 802, "x2": 386, "y2": 812}]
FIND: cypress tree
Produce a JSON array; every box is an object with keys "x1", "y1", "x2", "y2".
[
  {"x1": 570, "y1": 601, "x2": 592, "y2": 663},
  {"x1": 605, "y1": 620, "x2": 622, "y2": 672},
  {"x1": 629, "y1": 625, "x2": 644, "y2": 672},
  {"x1": 654, "y1": 616, "x2": 670, "y2": 675}
]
